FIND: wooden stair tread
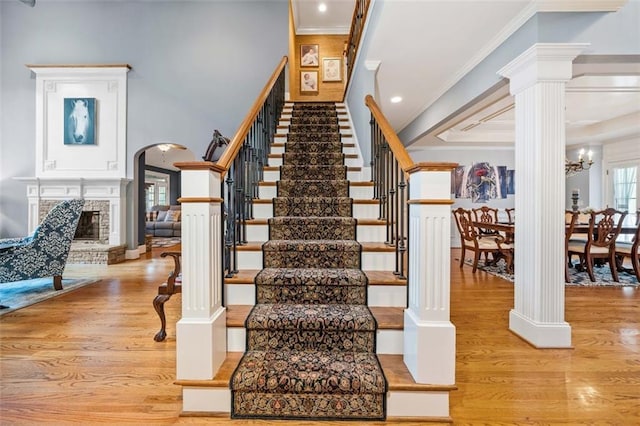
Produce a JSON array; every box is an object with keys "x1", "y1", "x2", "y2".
[
  {"x1": 225, "y1": 269, "x2": 261, "y2": 284},
  {"x1": 365, "y1": 270, "x2": 407, "y2": 286},
  {"x1": 177, "y1": 353, "x2": 454, "y2": 394},
  {"x1": 243, "y1": 218, "x2": 269, "y2": 224},
  {"x1": 379, "y1": 355, "x2": 457, "y2": 392},
  {"x1": 350, "y1": 181, "x2": 373, "y2": 186},
  {"x1": 370, "y1": 306, "x2": 403, "y2": 329},
  {"x1": 227, "y1": 305, "x2": 253, "y2": 327},
  {"x1": 236, "y1": 241, "x2": 396, "y2": 252},
  {"x1": 225, "y1": 270, "x2": 406, "y2": 286},
  {"x1": 356, "y1": 218, "x2": 385, "y2": 225}
]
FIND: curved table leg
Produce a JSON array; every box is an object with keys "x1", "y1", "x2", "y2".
[{"x1": 153, "y1": 294, "x2": 172, "y2": 342}]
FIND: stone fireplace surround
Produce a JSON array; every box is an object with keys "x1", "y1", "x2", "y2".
[{"x1": 20, "y1": 177, "x2": 129, "y2": 264}]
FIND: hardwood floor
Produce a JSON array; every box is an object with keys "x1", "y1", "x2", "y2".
[{"x1": 1, "y1": 247, "x2": 638, "y2": 424}]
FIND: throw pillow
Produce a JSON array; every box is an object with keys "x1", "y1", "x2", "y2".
[
  {"x1": 164, "y1": 210, "x2": 181, "y2": 222},
  {"x1": 146, "y1": 211, "x2": 158, "y2": 221},
  {"x1": 156, "y1": 210, "x2": 168, "y2": 222}
]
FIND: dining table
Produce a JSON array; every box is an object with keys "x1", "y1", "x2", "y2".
[{"x1": 471, "y1": 220, "x2": 638, "y2": 275}]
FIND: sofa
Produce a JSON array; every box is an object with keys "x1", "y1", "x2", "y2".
[{"x1": 146, "y1": 205, "x2": 181, "y2": 237}]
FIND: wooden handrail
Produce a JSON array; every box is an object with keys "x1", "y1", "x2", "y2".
[
  {"x1": 365, "y1": 94, "x2": 414, "y2": 172},
  {"x1": 216, "y1": 56, "x2": 288, "y2": 171},
  {"x1": 343, "y1": 0, "x2": 371, "y2": 98}
]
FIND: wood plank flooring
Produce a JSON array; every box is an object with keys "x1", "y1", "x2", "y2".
[{"x1": 1, "y1": 246, "x2": 639, "y2": 424}]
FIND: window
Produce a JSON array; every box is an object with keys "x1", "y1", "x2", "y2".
[
  {"x1": 611, "y1": 165, "x2": 637, "y2": 224},
  {"x1": 145, "y1": 171, "x2": 170, "y2": 211}
]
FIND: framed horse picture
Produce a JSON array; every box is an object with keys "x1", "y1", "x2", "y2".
[{"x1": 64, "y1": 98, "x2": 96, "y2": 145}]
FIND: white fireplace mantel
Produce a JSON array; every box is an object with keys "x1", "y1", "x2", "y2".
[{"x1": 16, "y1": 177, "x2": 131, "y2": 246}]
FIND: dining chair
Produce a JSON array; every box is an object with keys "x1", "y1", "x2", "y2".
[
  {"x1": 472, "y1": 206, "x2": 502, "y2": 263},
  {"x1": 453, "y1": 208, "x2": 511, "y2": 273},
  {"x1": 472, "y1": 206, "x2": 500, "y2": 232},
  {"x1": 615, "y1": 220, "x2": 640, "y2": 283},
  {"x1": 564, "y1": 210, "x2": 578, "y2": 283},
  {"x1": 505, "y1": 208, "x2": 515, "y2": 224},
  {"x1": 567, "y1": 208, "x2": 627, "y2": 282}
]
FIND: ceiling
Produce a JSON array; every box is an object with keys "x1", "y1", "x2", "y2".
[{"x1": 291, "y1": 0, "x2": 639, "y2": 150}]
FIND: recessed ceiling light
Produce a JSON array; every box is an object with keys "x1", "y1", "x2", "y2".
[
  {"x1": 318, "y1": 3, "x2": 327, "y2": 12},
  {"x1": 390, "y1": 96, "x2": 402, "y2": 104}
]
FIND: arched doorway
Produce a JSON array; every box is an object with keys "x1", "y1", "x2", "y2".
[{"x1": 132, "y1": 144, "x2": 195, "y2": 255}]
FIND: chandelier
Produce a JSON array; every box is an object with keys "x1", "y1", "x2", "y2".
[{"x1": 565, "y1": 148, "x2": 593, "y2": 177}]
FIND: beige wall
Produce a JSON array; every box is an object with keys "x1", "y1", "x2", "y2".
[{"x1": 289, "y1": 34, "x2": 347, "y2": 102}]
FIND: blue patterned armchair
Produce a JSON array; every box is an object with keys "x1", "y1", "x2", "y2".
[{"x1": 0, "y1": 199, "x2": 84, "y2": 290}]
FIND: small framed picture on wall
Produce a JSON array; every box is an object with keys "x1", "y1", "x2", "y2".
[
  {"x1": 322, "y1": 57, "x2": 342, "y2": 82},
  {"x1": 300, "y1": 44, "x2": 319, "y2": 67},
  {"x1": 300, "y1": 71, "x2": 318, "y2": 92}
]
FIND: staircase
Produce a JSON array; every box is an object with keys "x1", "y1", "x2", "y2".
[
  {"x1": 176, "y1": 101, "x2": 455, "y2": 422},
  {"x1": 230, "y1": 103, "x2": 386, "y2": 420}
]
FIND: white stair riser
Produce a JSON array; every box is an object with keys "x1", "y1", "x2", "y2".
[
  {"x1": 246, "y1": 223, "x2": 270, "y2": 241},
  {"x1": 386, "y1": 391, "x2": 450, "y2": 418},
  {"x1": 181, "y1": 386, "x2": 450, "y2": 419},
  {"x1": 225, "y1": 284, "x2": 255, "y2": 305},
  {"x1": 361, "y1": 251, "x2": 396, "y2": 271},
  {"x1": 268, "y1": 157, "x2": 283, "y2": 166},
  {"x1": 225, "y1": 283, "x2": 405, "y2": 307},
  {"x1": 357, "y1": 225, "x2": 386, "y2": 242},
  {"x1": 238, "y1": 250, "x2": 395, "y2": 270},
  {"x1": 228, "y1": 327, "x2": 246, "y2": 352},
  {"x1": 253, "y1": 202, "x2": 379, "y2": 220},
  {"x1": 258, "y1": 185, "x2": 373, "y2": 200},
  {"x1": 350, "y1": 185, "x2": 374, "y2": 199},
  {"x1": 368, "y1": 286, "x2": 406, "y2": 307},
  {"x1": 183, "y1": 387, "x2": 230, "y2": 413},
  {"x1": 227, "y1": 327, "x2": 402, "y2": 354},
  {"x1": 253, "y1": 203, "x2": 273, "y2": 219}
]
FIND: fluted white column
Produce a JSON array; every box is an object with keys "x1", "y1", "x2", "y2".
[
  {"x1": 175, "y1": 162, "x2": 227, "y2": 379},
  {"x1": 404, "y1": 162, "x2": 457, "y2": 385},
  {"x1": 498, "y1": 43, "x2": 588, "y2": 348}
]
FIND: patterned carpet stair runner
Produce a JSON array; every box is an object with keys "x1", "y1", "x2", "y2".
[{"x1": 230, "y1": 103, "x2": 387, "y2": 420}]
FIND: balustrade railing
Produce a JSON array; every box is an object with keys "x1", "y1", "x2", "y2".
[
  {"x1": 365, "y1": 95, "x2": 414, "y2": 280},
  {"x1": 344, "y1": 0, "x2": 371, "y2": 91},
  {"x1": 217, "y1": 56, "x2": 287, "y2": 278}
]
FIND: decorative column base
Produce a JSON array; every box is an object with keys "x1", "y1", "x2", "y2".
[
  {"x1": 176, "y1": 306, "x2": 227, "y2": 380},
  {"x1": 404, "y1": 309, "x2": 456, "y2": 385},
  {"x1": 509, "y1": 310, "x2": 572, "y2": 348}
]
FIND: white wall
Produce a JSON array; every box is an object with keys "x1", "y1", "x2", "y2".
[
  {"x1": 0, "y1": 0, "x2": 288, "y2": 238},
  {"x1": 602, "y1": 137, "x2": 640, "y2": 210}
]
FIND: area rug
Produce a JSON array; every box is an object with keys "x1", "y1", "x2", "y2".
[
  {"x1": 0, "y1": 277, "x2": 99, "y2": 316},
  {"x1": 461, "y1": 258, "x2": 639, "y2": 287},
  {"x1": 151, "y1": 237, "x2": 181, "y2": 248}
]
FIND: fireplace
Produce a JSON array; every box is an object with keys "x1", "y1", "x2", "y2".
[
  {"x1": 22, "y1": 178, "x2": 130, "y2": 264},
  {"x1": 74, "y1": 211, "x2": 100, "y2": 241}
]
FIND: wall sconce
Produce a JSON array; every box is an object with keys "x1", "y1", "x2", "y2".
[{"x1": 565, "y1": 148, "x2": 593, "y2": 177}]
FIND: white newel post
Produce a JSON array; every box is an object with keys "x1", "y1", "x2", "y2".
[
  {"x1": 175, "y1": 162, "x2": 227, "y2": 380},
  {"x1": 404, "y1": 162, "x2": 458, "y2": 385},
  {"x1": 498, "y1": 43, "x2": 588, "y2": 348}
]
